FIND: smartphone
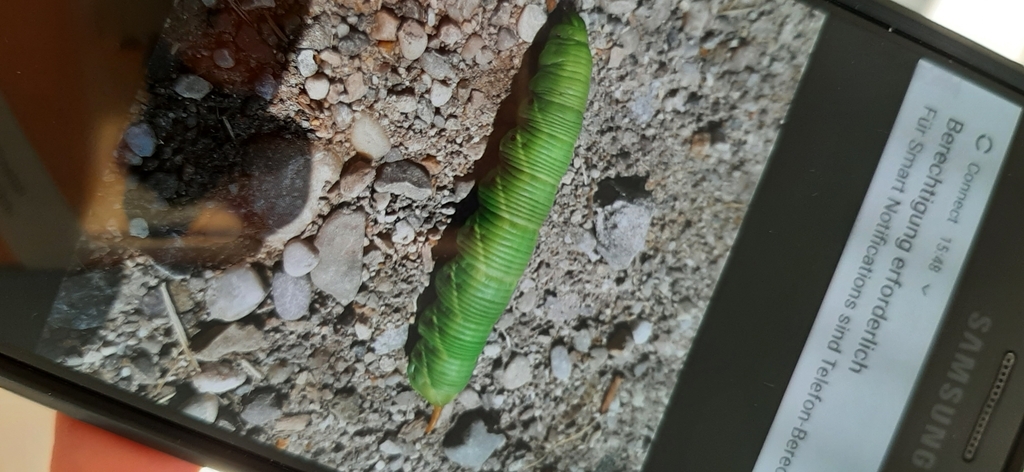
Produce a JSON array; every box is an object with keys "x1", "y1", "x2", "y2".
[
  {"x1": 2, "y1": 1, "x2": 1021, "y2": 471},
  {"x1": 644, "y1": 2, "x2": 1024, "y2": 472}
]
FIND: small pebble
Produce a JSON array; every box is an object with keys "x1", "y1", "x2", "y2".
[
  {"x1": 336, "y1": 23, "x2": 350, "y2": 38},
  {"x1": 419, "y1": 51, "x2": 455, "y2": 80},
  {"x1": 213, "y1": 49, "x2": 235, "y2": 68},
  {"x1": 271, "y1": 271, "x2": 312, "y2": 321},
  {"x1": 496, "y1": 27, "x2": 518, "y2": 51},
  {"x1": 283, "y1": 239, "x2": 320, "y2": 276},
  {"x1": 123, "y1": 123, "x2": 156, "y2": 157},
  {"x1": 483, "y1": 343, "x2": 500, "y2": 357},
  {"x1": 275, "y1": 414, "x2": 311, "y2": 432},
  {"x1": 305, "y1": 73, "x2": 331, "y2": 100},
  {"x1": 572, "y1": 330, "x2": 592, "y2": 352},
  {"x1": 206, "y1": 265, "x2": 267, "y2": 322},
  {"x1": 438, "y1": 22, "x2": 462, "y2": 46},
  {"x1": 196, "y1": 324, "x2": 266, "y2": 361},
  {"x1": 192, "y1": 363, "x2": 246, "y2": 393},
  {"x1": 255, "y1": 74, "x2": 277, "y2": 100},
  {"x1": 372, "y1": 325, "x2": 409, "y2": 354},
  {"x1": 501, "y1": 355, "x2": 533, "y2": 390},
  {"x1": 393, "y1": 220, "x2": 416, "y2": 245},
  {"x1": 397, "y1": 21, "x2": 427, "y2": 60},
  {"x1": 444, "y1": 418, "x2": 505, "y2": 469},
  {"x1": 632, "y1": 319, "x2": 653, "y2": 344},
  {"x1": 241, "y1": 393, "x2": 282, "y2": 426},
  {"x1": 343, "y1": 72, "x2": 367, "y2": 102},
  {"x1": 379, "y1": 439, "x2": 403, "y2": 456},
  {"x1": 370, "y1": 10, "x2": 400, "y2": 41},
  {"x1": 429, "y1": 81, "x2": 453, "y2": 107},
  {"x1": 334, "y1": 104, "x2": 354, "y2": 129},
  {"x1": 351, "y1": 114, "x2": 391, "y2": 159},
  {"x1": 374, "y1": 161, "x2": 431, "y2": 200},
  {"x1": 461, "y1": 35, "x2": 485, "y2": 61},
  {"x1": 550, "y1": 345, "x2": 572, "y2": 380},
  {"x1": 181, "y1": 393, "x2": 219, "y2": 424},
  {"x1": 128, "y1": 218, "x2": 149, "y2": 238},
  {"x1": 310, "y1": 210, "x2": 366, "y2": 305},
  {"x1": 297, "y1": 50, "x2": 318, "y2": 77},
  {"x1": 338, "y1": 31, "x2": 371, "y2": 56},
  {"x1": 517, "y1": 4, "x2": 547, "y2": 43},
  {"x1": 174, "y1": 74, "x2": 213, "y2": 99},
  {"x1": 238, "y1": 0, "x2": 275, "y2": 9},
  {"x1": 354, "y1": 322, "x2": 372, "y2": 340}
]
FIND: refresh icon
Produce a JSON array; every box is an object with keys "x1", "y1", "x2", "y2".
[{"x1": 976, "y1": 134, "x2": 994, "y2": 154}]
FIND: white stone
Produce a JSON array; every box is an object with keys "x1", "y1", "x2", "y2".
[
  {"x1": 419, "y1": 51, "x2": 455, "y2": 80},
  {"x1": 501, "y1": 355, "x2": 533, "y2": 390},
  {"x1": 191, "y1": 362, "x2": 246, "y2": 393},
  {"x1": 311, "y1": 210, "x2": 366, "y2": 305},
  {"x1": 604, "y1": 0, "x2": 638, "y2": 17},
  {"x1": 496, "y1": 27, "x2": 518, "y2": 51},
  {"x1": 550, "y1": 345, "x2": 572, "y2": 380},
  {"x1": 397, "y1": 21, "x2": 427, "y2": 60},
  {"x1": 174, "y1": 74, "x2": 213, "y2": 99},
  {"x1": 128, "y1": 218, "x2": 149, "y2": 238},
  {"x1": 180, "y1": 393, "x2": 219, "y2": 423},
  {"x1": 123, "y1": 123, "x2": 156, "y2": 157},
  {"x1": 305, "y1": 73, "x2": 331, "y2": 100},
  {"x1": 456, "y1": 389, "x2": 482, "y2": 409},
  {"x1": 272, "y1": 271, "x2": 312, "y2": 321},
  {"x1": 351, "y1": 114, "x2": 391, "y2": 159},
  {"x1": 483, "y1": 343, "x2": 500, "y2": 357},
  {"x1": 429, "y1": 81, "x2": 453, "y2": 107},
  {"x1": 334, "y1": 104, "x2": 355, "y2": 129},
  {"x1": 213, "y1": 48, "x2": 235, "y2": 68},
  {"x1": 207, "y1": 265, "x2": 267, "y2": 322},
  {"x1": 632, "y1": 319, "x2": 653, "y2": 344},
  {"x1": 354, "y1": 322, "x2": 372, "y2": 340},
  {"x1": 461, "y1": 35, "x2": 485, "y2": 61},
  {"x1": 438, "y1": 22, "x2": 462, "y2": 46},
  {"x1": 517, "y1": 4, "x2": 547, "y2": 43},
  {"x1": 372, "y1": 325, "x2": 409, "y2": 354},
  {"x1": 443, "y1": 419, "x2": 506, "y2": 469},
  {"x1": 393, "y1": 220, "x2": 416, "y2": 245},
  {"x1": 283, "y1": 239, "x2": 320, "y2": 276},
  {"x1": 297, "y1": 50, "x2": 318, "y2": 77},
  {"x1": 240, "y1": 393, "x2": 281, "y2": 426},
  {"x1": 195, "y1": 324, "x2": 266, "y2": 361},
  {"x1": 595, "y1": 200, "x2": 653, "y2": 270},
  {"x1": 342, "y1": 72, "x2": 367, "y2": 103}
]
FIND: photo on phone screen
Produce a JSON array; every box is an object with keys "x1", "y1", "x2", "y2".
[{"x1": 0, "y1": 0, "x2": 826, "y2": 470}]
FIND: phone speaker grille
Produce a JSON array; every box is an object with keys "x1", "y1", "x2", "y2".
[{"x1": 963, "y1": 351, "x2": 1016, "y2": 462}]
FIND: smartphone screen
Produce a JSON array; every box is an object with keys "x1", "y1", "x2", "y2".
[{"x1": 8, "y1": 0, "x2": 997, "y2": 471}]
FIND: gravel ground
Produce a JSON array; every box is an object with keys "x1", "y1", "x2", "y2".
[{"x1": 38, "y1": 0, "x2": 823, "y2": 470}]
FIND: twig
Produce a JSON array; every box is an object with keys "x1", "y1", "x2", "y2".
[
  {"x1": 522, "y1": 416, "x2": 601, "y2": 469},
  {"x1": 600, "y1": 373, "x2": 624, "y2": 414},
  {"x1": 264, "y1": 12, "x2": 288, "y2": 43},
  {"x1": 222, "y1": 116, "x2": 236, "y2": 141},
  {"x1": 226, "y1": 0, "x2": 254, "y2": 26},
  {"x1": 159, "y1": 283, "x2": 200, "y2": 372}
]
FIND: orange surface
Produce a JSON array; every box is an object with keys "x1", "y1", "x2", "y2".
[
  {"x1": 0, "y1": 237, "x2": 18, "y2": 266},
  {"x1": 0, "y1": 0, "x2": 165, "y2": 252},
  {"x1": 0, "y1": 0, "x2": 94, "y2": 214},
  {"x1": 51, "y1": 413, "x2": 200, "y2": 472}
]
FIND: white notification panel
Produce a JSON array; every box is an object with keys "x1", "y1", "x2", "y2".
[{"x1": 752, "y1": 60, "x2": 1021, "y2": 472}]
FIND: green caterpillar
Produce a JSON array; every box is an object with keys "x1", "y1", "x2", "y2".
[{"x1": 406, "y1": 6, "x2": 592, "y2": 429}]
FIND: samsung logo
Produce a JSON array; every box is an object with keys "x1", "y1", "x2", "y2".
[{"x1": 911, "y1": 312, "x2": 992, "y2": 469}]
